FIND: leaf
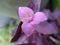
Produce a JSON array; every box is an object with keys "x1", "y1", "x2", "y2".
[
  {"x1": 52, "y1": 0, "x2": 60, "y2": 9},
  {"x1": 35, "y1": 34, "x2": 43, "y2": 45},
  {"x1": 11, "y1": 22, "x2": 23, "y2": 42}
]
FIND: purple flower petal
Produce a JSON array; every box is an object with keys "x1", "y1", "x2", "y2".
[
  {"x1": 22, "y1": 22, "x2": 35, "y2": 36},
  {"x1": 36, "y1": 21, "x2": 58, "y2": 34},
  {"x1": 31, "y1": 12, "x2": 47, "y2": 25},
  {"x1": 18, "y1": 7, "x2": 34, "y2": 22}
]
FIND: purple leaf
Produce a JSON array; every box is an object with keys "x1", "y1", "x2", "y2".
[
  {"x1": 53, "y1": 9, "x2": 60, "y2": 18},
  {"x1": 43, "y1": 9, "x2": 53, "y2": 20},
  {"x1": 35, "y1": 34, "x2": 43, "y2": 45},
  {"x1": 11, "y1": 22, "x2": 23, "y2": 42},
  {"x1": 27, "y1": 0, "x2": 41, "y2": 12},
  {"x1": 32, "y1": 0, "x2": 41, "y2": 12},
  {"x1": 27, "y1": 34, "x2": 35, "y2": 45},
  {"x1": 27, "y1": 0, "x2": 35, "y2": 10}
]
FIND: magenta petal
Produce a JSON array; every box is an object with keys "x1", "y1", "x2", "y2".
[
  {"x1": 32, "y1": 12, "x2": 47, "y2": 24},
  {"x1": 36, "y1": 22, "x2": 58, "y2": 34},
  {"x1": 18, "y1": 7, "x2": 34, "y2": 22},
  {"x1": 22, "y1": 22, "x2": 35, "y2": 36}
]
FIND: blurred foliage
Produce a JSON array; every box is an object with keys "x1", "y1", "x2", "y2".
[
  {"x1": 0, "y1": 0, "x2": 29, "y2": 19},
  {"x1": 0, "y1": 20, "x2": 19, "y2": 45},
  {"x1": 0, "y1": 27, "x2": 12, "y2": 45},
  {"x1": 0, "y1": 0, "x2": 49, "y2": 19},
  {"x1": 40, "y1": 0, "x2": 49, "y2": 10},
  {"x1": 52, "y1": 0, "x2": 60, "y2": 9},
  {"x1": 0, "y1": 0, "x2": 28, "y2": 44}
]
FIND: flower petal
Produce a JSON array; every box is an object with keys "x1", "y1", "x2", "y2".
[
  {"x1": 22, "y1": 22, "x2": 35, "y2": 36},
  {"x1": 36, "y1": 21, "x2": 58, "y2": 34},
  {"x1": 32, "y1": 12, "x2": 47, "y2": 24},
  {"x1": 18, "y1": 7, "x2": 34, "y2": 22}
]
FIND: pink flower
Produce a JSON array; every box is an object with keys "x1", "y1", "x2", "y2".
[{"x1": 18, "y1": 7, "x2": 58, "y2": 36}]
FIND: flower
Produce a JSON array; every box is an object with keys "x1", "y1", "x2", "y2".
[
  {"x1": 18, "y1": 7, "x2": 57, "y2": 36},
  {"x1": 11, "y1": 7, "x2": 59, "y2": 45}
]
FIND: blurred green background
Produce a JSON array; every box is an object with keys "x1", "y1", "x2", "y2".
[
  {"x1": 0, "y1": 0, "x2": 29, "y2": 45},
  {"x1": 0, "y1": 0, "x2": 60, "y2": 45}
]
